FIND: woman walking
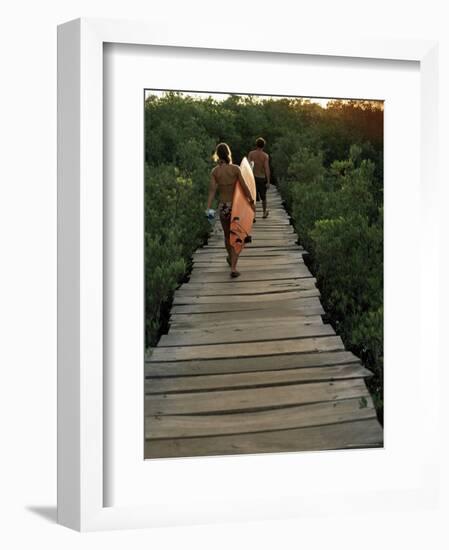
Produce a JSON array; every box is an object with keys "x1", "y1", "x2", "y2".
[{"x1": 207, "y1": 143, "x2": 255, "y2": 278}]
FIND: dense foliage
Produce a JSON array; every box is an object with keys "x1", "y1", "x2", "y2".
[{"x1": 145, "y1": 92, "x2": 383, "y2": 420}]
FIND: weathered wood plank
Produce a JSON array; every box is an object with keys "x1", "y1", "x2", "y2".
[
  {"x1": 187, "y1": 267, "x2": 312, "y2": 283},
  {"x1": 215, "y1": 237, "x2": 296, "y2": 243},
  {"x1": 171, "y1": 296, "x2": 324, "y2": 314},
  {"x1": 145, "y1": 350, "x2": 359, "y2": 377},
  {"x1": 190, "y1": 262, "x2": 305, "y2": 273},
  {"x1": 173, "y1": 288, "x2": 319, "y2": 305},
  {"x1": 195, "y1": 256, "x2": 305, "y2": 263},
  {"x1": 170, "y1": 309, "x2": 324, "y2": 328},
  {"x1": 199, "y1": 243, "x2": 304, "y2": 251},
  {"x1": 193, "y1": 262, "x2": 305, "y2": 270},
  {"x1": 240, "y1": 228, "x2": 295, "y2": 234},
  {"x1": 145, "y1": 364, "x2": 373, "y2": 395},
  {"x1": 169, "y1": 314, "x2": 324, "y2": 330},
  {"x1": 206, "y1": 242, "x2": 298, "y2": 249},
  {"x1": 145, "y1": 396, "x2": 376, "y2": 439},
  {"x1": 146, "y1": 378, "x2": 370, "y2": 415},
  {"x1": 145, "y1": 418, "x2": 383, "y2": 458},
  {"x1": 158, "y1": 322, "x2": 334, "y2": 347},
  {"x1": 195, "y1": 257, "x2": 304, "y2": 264},
  {"x1": 149, "y1": 335, "x2": 344, "y2": 363},
  {"x1": 231, "y1": 219, "x2": 291, "y2": 225},
  {"x1": 194, "y1": 246, "x2": 304, "y2": 257},
  {"x1": 181, "y1": 276, "x2": 315, "y2": 288},
  {"x1": 210, "y1": 236, "x2": 295, "y2": 243},
  {"x1": 176, "y1": 278, "x2": 317, "y2": 296}
]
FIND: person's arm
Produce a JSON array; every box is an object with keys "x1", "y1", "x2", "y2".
[
  {"x1": 264, "y1": 154, "x2": 271, "y2": 186},
  {"x1": 237, "y1": 168, "x2": 256, "y2": 211},
  {"x1": 207, "y1": 171, "x2": 218, "y2": 209}
]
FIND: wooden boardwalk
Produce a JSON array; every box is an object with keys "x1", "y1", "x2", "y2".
[{"x1": 145, "y1": 186, "x2": 383, "y2": 458}]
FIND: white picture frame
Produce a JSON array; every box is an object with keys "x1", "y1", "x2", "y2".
[{"x1": 57, "y1": 17, "x2": 440, "y2": 531}]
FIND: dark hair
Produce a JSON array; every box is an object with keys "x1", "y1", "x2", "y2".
[
  {"x1": 256, "y1": 137, "x2": 265, "y2": 149},
  {"x1": 213, "y1": 142, "x2": 232, "y2": 164}
]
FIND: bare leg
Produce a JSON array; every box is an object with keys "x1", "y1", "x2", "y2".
[
  {"x1": 220, "y1": 206, "x2": 240, "y2": 277},
  {"x1": 224, "y1": 239, "x2": 232, "y2": 264},
  {"x1": 230, "y1": 246, "x2": 239, "y2": 273},
  {"x1": 225, "y1": 238, "x2": 239, "y2": 272}
]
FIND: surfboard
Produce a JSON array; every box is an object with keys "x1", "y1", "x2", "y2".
[{"x1": 230, "y1": 157, "x2": 257, "y2": 255}]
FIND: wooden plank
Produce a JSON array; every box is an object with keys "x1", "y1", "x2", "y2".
[
  {"x1": 233, "y1": 219, "x2": 291, "y2": 225},
  {"x1": 251, "y1": 214, "x2": 289, "y2": 219},
  {"x1": 199, "y1": 244, "x2": 301, "y2": 250},
  {"x1": 171, "y1": 296, "x2": 323, "y2": 314},
  {"x1": 192, "y1": 262, "x2": 305, "y2": 271},
  {"x1": 144, "y1": 418, "x2": 383, "y2": 458},
  {"x1": 202, "y1": 233, "x2": 290, "y2": 240},
  {"x1": 145, "y1": 364, "x2": 373, "y2": 395},
  {"x1": 173, "y1": 288, "x2": 319, "y2": 305},
  {"x1": 193, "y1": 252, "x2": 304, "y2": 260},
  {"x1": 193, "y1": 258, "x2": 305, "y2": 266},
  {"x1": 170, "y1": 308, "x2": 324, "y2": 326},
  {"x1": 194, "y1": 251, "x2": 303, "y2": 259},
  {"x1": 253, "y1": 208, "x2": 287, "y2": 213},
  {"x1": 244, "y1": 228, "x2": 295, "y2": 234},
  {"x1": 187, "y1": 268, "x2": 312, "y2": 283},
  {"x1": 158, "y1": 322, "x2": 334, "y2": 347},
  {"x1": 145, "y1": 350, "x2": 358, "y2": 377},
  {"x1": 200, "y1": 253, "x2": 302, "y2": 265},
  {"x1": 169, "y1": 314, "x2": 324, "y2": 330},
  {"x1": 193, "y1": 254, "x2": 304, "y2": 267},
  {"x1": 145, "y1": 378, "x2": 370, "y2": 415},
  {"x1": 199, "y1": 245, "x2": 301, "y2": 253},
  {"x1": 181, "y1": 277, "x2": 316, "y2": 288},
  {"x1": 145, "y1": 396, "x2": 376, "y2": 439},
  {"x1": 190, "y1": 262, "x2": 306, "y2": 273},
  {"x1": 210, "y1": 231, "x2": 295, "y2": 237},
  {"x1": 195, "y1": 246, "x2": 302, "y2": 255},
  {"x1": 203, "y1": 229, "x2": 296, "y2": 235},
  {"x1": 215, "y1": 237, "x2": 296, "y2": 243},
  {"x1": 149, "y1": 335, "x2": 344, "y2": 362},
  {"x1": 207, "y1": 238, "x2": 297, "y2": 244},
  {"x1": 176, "y1": 278, "x2": 317, "y2": 296},
  {"x1": 213, "y1": 222, "x2": 291, "y2": 229}
]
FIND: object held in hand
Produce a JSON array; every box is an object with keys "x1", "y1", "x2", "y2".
[{"x1": 205, "y1": 208, "x2": 216, "y2": 222}]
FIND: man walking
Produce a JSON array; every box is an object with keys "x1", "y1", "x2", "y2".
[{"x1": 248, "y1": 137, "x2": 271, "y2": 218}]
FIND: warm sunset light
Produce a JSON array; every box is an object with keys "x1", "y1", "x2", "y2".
[
  {"x1": 145, "y1": 90, "x2": 384, "y2": 110},
  {"x1": 145, "y1": 89, "x2": 333, "y2": 108}
]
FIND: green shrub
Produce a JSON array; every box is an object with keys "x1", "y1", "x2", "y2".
[
  {"x1": 280, "y1": 153, "x2": 383, "y2": 419},
  {"x1": 144, "y1": 163, "x2": 210, "y2": 346},
  {"x1": 311, "y1": 214, "x2": 383, "y2": 322}
]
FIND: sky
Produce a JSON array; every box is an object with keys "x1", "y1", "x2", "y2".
[{"x1": 144, "y1": 89, "x2": 331, "y2": 108}]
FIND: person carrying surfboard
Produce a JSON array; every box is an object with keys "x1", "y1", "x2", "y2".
[
  {"x1": 248, "y1": 137, "x2": 271, "y2": 218},
  {"x1": 207, "y1": 143, "x2": 256, "y2": 278}
]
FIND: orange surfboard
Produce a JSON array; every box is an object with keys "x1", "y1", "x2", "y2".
[{"x1": 230, "y1": 157, "x2": 256, "y2": 255}]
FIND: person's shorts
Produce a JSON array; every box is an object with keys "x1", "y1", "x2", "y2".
[{"x1": 255, "y1": 176, "x2": 268, "y2": 202}]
